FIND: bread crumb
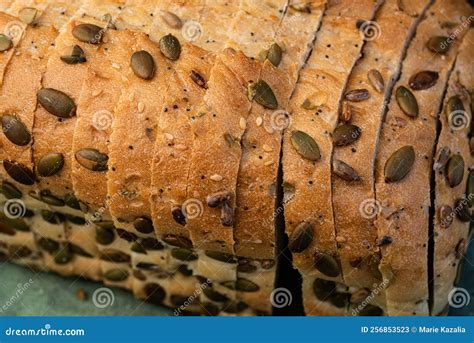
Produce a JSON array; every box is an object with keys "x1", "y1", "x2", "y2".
[
  {"x1": 138, "y1": 102, "x2": 145, "y2": 113},
  {"x1": 210, "y1": 174, "x2": 223, "y2": 181},
  {"x1": 239, "y1": 117, "x2": 246, "y2": 130},
  {"x1": 256, "y1": 117, "x2": 263, "y2": 126}
]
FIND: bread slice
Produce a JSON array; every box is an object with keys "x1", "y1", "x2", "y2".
[
  {"x1": 432, "y1": 28, "x2": 473, "y2": 315},
  {"x1": 331, "y1": 0, "x2": 431, "y2": 296},
  {"x1": 374, "y1": 0, "x2": 472, "y2": 316},
  {"x1": 282, "y1": 0, "x2": 379, "y2": 315}
]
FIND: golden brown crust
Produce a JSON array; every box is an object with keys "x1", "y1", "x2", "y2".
[
  {"x1": 432, "y1": 29, "x2": 473, "y2": 315},
  {"x1": 374, "y1": 0, "x2": 472, "y2": 316},
  {"x1": 331, "y1": 0, "x2": 430, "y2": 290}
]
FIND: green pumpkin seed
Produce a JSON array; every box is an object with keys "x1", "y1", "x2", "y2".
[
  {"x1": 190, "y1": 70, "x2": 208, "y2": 89},
  {"x1": 329, "y1": 292, "x2": 349, "y2": 308},
  {"x1": 203, "y1": 287, "x2": 229, "y2": 302},
  {"x1": 409, "y1": 70, "x2": 439, "y2": 90},
  {"x1": 37, "y1": 88, "x2": 76, "y2": 118},
  {"x1": 177, "y1": 265, "x2": 192, "y2": 276},
  {"x1": 160, "y1": 10, "x2": 182, "y2": 29},
  {"x1": 133, "y1": 216, "x2": 154, "y2": 234},
  {"x1": 0, "y1": 34, "x2": 12, "y2": 52},
  {"x1": 290, "y1": 130, "x2": 321, "y2": 161},
  {"x1": 0, "y1": 222, "x2": 15, "y2": 236},
  {"x1": 204, "y1": 250, "x2": 237, "y2": 263},
  {"x1": 427, "y1": 36, "x2": 451, "y2": 54},
  {"x1": 467, "y1": 170, "x2": 474, "y2": 207},
  {"x1": 104, "y1": 268, "x2": 129, "y2": 282},
  {"x1": 1, "y1": 115, "x2": 31, "y2": 146},
  {"x1": 237, "y1": 259, "x2": 258, "y2": 273},
  {"x1": 41, "y1": 210, "x2": 65, "y2": 224},
  {"x1": 267, "y1": 43, "x2": 282, "y2": 67},
  {"x1": 445, "y1": 154, "x2": 464, "y2": 188},
  {"x1": 72, "y1": 23, "x2": 103, "y2": 44},
  {"x1": 65, "y1": 214, "x2": 86, "y2": 225},
  {"x1": 396, "y1": 86, "x2": 418, "y2": 118},
  {"x1": 95, "y1": 227, "x2": 115, "y2": 245},
  {"x1": 75, "y1": 148, "x2": 108, "y2": 171},
  {"x1": 60, "y1": 45, "x2": 86, "y2": 64},
  {"x1": 9, "y1": 245, "x2": 32, "y2": 258},
  {"x1": 37, "y1": 152, "x2": 64, "y2": 177},
  {"x1": 136, "y1": 262, "x2": 161, "y2": 271},
  {"x1": 5, "y1": 218, "x2": 30, "y2": 232},
  {"x1": 358, "y1": 305, "x2": 383, "y2": 316},
  {"x1": 0, "y1": 181, "x2": 22, "y2": 199},
  {"x1": 288, "y1": 222, "x2": 313, "y2": 253},
  {"x1": 345, "y1": 89, "x2": 370, "y2": 102},
  {"x1": 312, "y1": 278, "x2": 336, "y2": 301},
  {"x1": 54, "y1": 246, "x2": 72, "y2": 265},
  {"x1": 222, "y1": 278, "x2": 260, "y2": 292},
  {"x1": 38, "y1": 238, "x2": 59, "y2": 253},
  {"x1": 64, "y1": 193, "x2": 81, "y2": 210},
  {"x1": 131, "y1": 50, "x2": 155, "y2": 80},
  {"x1": 3, "y1": 160, "x2": 35, "y2": 185},
  {"x1": 144, "y1": 283, "x2": 166, "y2": 305},
  {"x1": 162, "y1": 234, "x2": 193, "y2": 248},
  {"x1": 138, "y1": 237, "x2": 164, "y2": 251},
  {"x1": 247, "y1": 80, "x2": 278, "y2": 109},
  {"x1": 333, "y1": 159, "x2": 361, "y2": 181},
  {"x1": 100, "y1": 249, "x2": 130, "y2": 263},
  {"x1": 439, "y1": 205, "x2": 454, "y2": 228},
  {"x1": 384, "y1": 145, "x2": 415, "y2": 183},
  {"x1": 200, "y1": 302, "x2": 220, "y2": 316},
  {"x1": 367, "y1": 69, "x2": 384, "y2": 93},
  {"x1": 222, "y1": 300, "x2": 248, "y2": 314},
  {"x1": 313, "y1": 252, "x2": 340, "y2": 277},
  {"x1": 446, "y1": 96, "x2": 465, "y2": 121},
  {"x1": 130, "y1": 242, "x2": 146, "y2": 254},
  {"x1": 70, "y1": 243, "x2": 92, "y2": 257},
  {"x1": 116, "y1": 228, "x2": 137, "y2": 242},
  {"x1": 333, "y1": 124, "x2": 362, "y2": 146},
  {"x1": 159, "y1": 34, "x2": 181, "y2": 61},
  {"x1": 170, "y1": 247, "x2": 197, "y2": 261},
  {"x1": 94, "y1": 220, "x2": 115, "y2": 230},
  {"x1": 40, "y1": 191, "x2": 65, "y2": 206}
]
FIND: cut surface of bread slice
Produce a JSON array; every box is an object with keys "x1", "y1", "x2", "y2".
[{"x1": 374, "y1": 0, "x2": 472, "y2": 316}]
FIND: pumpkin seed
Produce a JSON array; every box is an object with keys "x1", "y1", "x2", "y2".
[
  {"x1": 95, "y1": 227, "x2": 114, "y2": 245},
  {"x1": 313, "y1": 252, "x2": 340, "y2": 277},
  {"x1": 289, "y1": 4, "x2": 311, "y2": 13},
  {"x1": 60, "y1": 45, "x2": 86, "y2": 64},
  {"x1": 3, "y1": 160, "x2": 35, "y2": 185},
  {"x1": 171, "y1": 206, "x2": 186, "y2": 225},
  {"x1": 333, "y1": 159, "x2": 361, "y2": 181},
  {"x1": 41, "y1": 210, "x2": 65, "y2": 224},
  {"x1": 455, "y1": 198, "x2": 471, "y2": 222},
  {"x1": 446, "y1": 96, "x2": 465, "y2": 122},
  {"x1": 350, "y1": 288, "x2": 370, "y2": 304},
  {"x1": 160, "y1": 10, "x2": 182, "y2": 29},
  {"x1": 163, "y1": 234, "x2": 192, "y2": 248},
  {"x1": 104, "y1": 268, "x2": 129, "y2": 282},
  {"x1": 301, "y1": 98, "x2": 317, "y2": 110},
  {"x1": 130, "y1": 242, "x2": 146, "y2": 254},
  {"x1": 220, "y1": 202, "x2": 234, "y2": 227},
  {"x1": 159, "y1": 34, "x2": 181, "y2": 60},
  {"x1": 358, "y1": 305, "x2": 383, "y2": 316},
  {"x1": 0, "y1": 34, "x2": 12, "y2": 52},
  {"x1": 54, "y1": 246, "x2": 72, "y2": 265},
  {"x1": 37, "y1": 152, "x2": 64, "y2": 177},
  {"x1": 10, "y1": 245, "x2": 32, "y2": 258},
  {"x1": 38, "y1": 237, "x2": 59, "y2": 253},
  {"x1": 131, "y1": 50, "x2": 155, "y2": 80},
  {"x1": 288, "y1": 222, "x2": 313, "y2": 253},
  {"x1": 467, "y1": 170, "x2": 474, "y2": 207},
  {"x1": 1, "y1": 115, "x2": 31, "y2": 146},
  {"x1": 206, "y1": 191, "x2": 232, "y2": 207},
  {"x1": 427, "y1": 36, "x2": 451, "y2": 54},
  {"x1": 267, "y1": 43, "x2": 282, "y2": 67},
  {"x1": 136, "y1": 262, "x2": 161, "y2": 271},
  {"x1": 248, "y1": 80, "x2": 278, "y2": 109},
  {"x1": 65, "y1": 214, "x2": 86, "y2": 225},
  {"x1": 116, "y1": 228, "x2": 137, "y2": 242},
  {"x1": 100, "y1": 249, "x2": 130, "y2": 263},
  {"x1": 202, "y1": 287, "x2": 228, "y2": 302},
  {"x1": 368, "y1": 253, "x2": 382, "y2": 279},
  {"x1": 340, "y1": 101, "x2": 352, "y2": 123},
  {"x1": 2, "y1": 216, "x2": 29, "y2": 232},
  {"x1": 139, "y1": 237, "x2": 164, "y2": 251},
  {"x1": 333, "y1": 124, "x2": 361, "y2": 146},
  {"x1": 312, "y1": 278, "x2": 336, "y2": 301},
  {"x1": 37, "y1": 88, "x2": 76, "y2": 118},
  {"x1": 367, "y1": 69, "x2": 384, "y2": 93},
  {"x1": 64, "y1": 193, "x2": 81, "y2": 210},
  {"x1": 171, "y1": 247, "x2": 197, "y2": 261},
  {"x1": 70, "y1": 243, "x2": 92, "y2": 258},
  {"x1": 290, "y1": 130, "x2": 321, "y2": 161},
  {"x1": 0, "y1": 181, "x2": 22, "y2": 199},
  {"x1": 39, "y1": 191, "x2": 64, "y2": 206},
  {"x1": 222, "y1": 300, "x2": 248, "y2": 314},
  {"x1": 190, "y1": 70, "x2": 208, "y2": 89},
  {"x1": 94, "y1": 220, "x2": 115, "y2": 230},
  {"x1": 204, "y1": 250, "x2": 237, "y2": 263},
  {"x1": 396, "y1": 86, "x2": 418, "y2": 118},
  {"x1": 433, "y1": 146, "x2": 451, "y2": 171},
  {"x1": 222, "y1": 278, "x2": 260, "y2": 292},
  {"x1": 144, "y1": 283, "x2": 166, "y2": 305},
  {"x1": 384, "y1": 145, "x2": 415, "y2": 183},
  {"x1": 446, "y1": 154, "x2": 464, "y2": 188},
  {"x1": 72, "y1": 23, "x2": 103, "y2": 44},
  {"x1": 345, "y1": 89, "x2": 370, "y2": 102},
  {"x1": 0, "y1": 222, "x2": 15, "y2": 236},
  {"x1": 75, "y1": 148, "x2": 108, "y2": 171},
  {"x1": 200, "y1": 302, "x2": 220, "y2": 316},
  {"x1": 133, "y1": 216, "x2": 154, "y2": 234},
  {"x1": 439, "y1": 205, "x2": 454, "y2": 228},
  {"x1": 409, "y1": 70, "x2": 439, "y2": 90},
  {"x1": 376, "y1": 235, "x2": 393, "y2": 247},
  {"x1": 237, "y1": 260, "x2": 257, "y2": 273},
  {"x1": 329, "y1": 292, "x2": 349, "y2": 308},
  {"x1": 170, "y1": 295, "x2": 189, "y2": 307}
]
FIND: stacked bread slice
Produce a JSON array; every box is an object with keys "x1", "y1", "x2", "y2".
[{"x1": 0, "y1": 0, "x2": 473, "y2": 316}]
